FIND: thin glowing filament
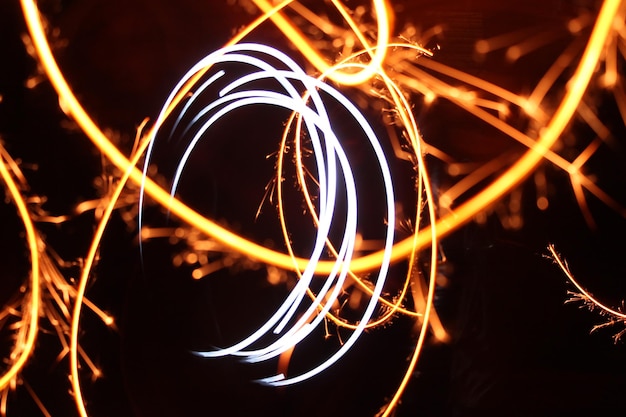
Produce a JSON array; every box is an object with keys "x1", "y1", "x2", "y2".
[
  {"x1": 20, "y1": 0, "x2": 325, "y2": 276},
  {"x1": 549, "y1": 245, "x2": 626, "y2": 320},
  {"x1": 323, "y1": 51, "x2": 446, "y2": 339},
  {"x1": 352, "y1": 59, "x2": 441, "y2": 417}
]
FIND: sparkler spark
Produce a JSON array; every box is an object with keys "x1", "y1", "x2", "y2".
[
  {"x1": 549, "y1": 244, "x2": 626, "y2": 343},
  {"x1": 0, "y1": 0, "x2": 625, "y2": 415}
]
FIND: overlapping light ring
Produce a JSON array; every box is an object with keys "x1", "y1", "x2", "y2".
[{"x1": 140, "y1": 43, "x2": 396, "y2": 386}]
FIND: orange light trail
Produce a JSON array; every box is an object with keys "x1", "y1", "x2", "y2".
[{"x1": 19, "y1": 0, "x2": 622, "y2": 275}]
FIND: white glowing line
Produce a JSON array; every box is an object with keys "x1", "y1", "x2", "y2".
[
  {"x1": 142, "y1": 43, "x2": 396, "y2": 386},
  {"x1": 167, "y1": 52, "x2": 343, "y2": 348},
  {"x1": 171, "y1": 94, "x2": 349, "y2": 357},
  {"x1": 170, "y1": 69, "x2": 226, "y2": 140}
]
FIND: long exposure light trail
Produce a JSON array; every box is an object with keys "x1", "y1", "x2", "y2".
[
  {"x1": 19, "y1": 0, "x2": 621, "y2": 276},
  {"x1": 282, "y1": 59, "x2": 432, "y2": 327},
  {"x1": 69, "y1": 134, "x2": 154, "y2": 417},
  {"x1": 0, "y1": 146, "x2": 40, "y2": 395},
  {"x1": 3, "y1": 0, "x2": 625, "y2": 415},
  {"x1": 145, "y1": 42, "x2": 397, "y2": 386}
]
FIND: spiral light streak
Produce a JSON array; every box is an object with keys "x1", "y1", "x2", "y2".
[
  {"x1": 146, "y1": 43, "x2": 396, "y2": 386},
  {"x1": 281, "y1": 60, "x2": 431, "y2": 329},
  {"x1": 4, "y1": 0, "x2": 624, "y2": 415}
]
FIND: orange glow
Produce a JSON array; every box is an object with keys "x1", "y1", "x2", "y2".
[{"x1": 19, "y1": 0, "x2": 623, "y2": 278}]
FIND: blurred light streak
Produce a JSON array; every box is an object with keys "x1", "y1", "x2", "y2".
[
  {"x1": 250, "y1": 0, "x2": 391, "y2": 86},
  {"x1": 20, "y1": 0, "x2": 621, "y2": 279},
  {"x1": 281, "y1": 56, "x2": 436, "y2": 328},
  {"x1": 0, "y1": 145, "x2": 120, "y2": 415}
]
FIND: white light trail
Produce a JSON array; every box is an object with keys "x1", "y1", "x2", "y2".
[{"x1": 141, "y1": 43, "x2": 397, "y2": 386}]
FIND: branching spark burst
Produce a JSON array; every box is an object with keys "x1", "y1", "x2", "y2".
[
  {"x1": 549, "y1": 245, "x2": 626, "y2": 343},
  {"x1": 0, "y1": 0, "x2": 624, "y2": 415}
]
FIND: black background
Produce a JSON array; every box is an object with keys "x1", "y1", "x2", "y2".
[{"x1": 1, "y1": 1, "x2": 626, "y2": 416}]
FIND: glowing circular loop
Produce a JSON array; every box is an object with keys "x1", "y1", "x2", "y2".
[{"x1": 142, "y1": 43, "x2": 396, "y2": 386}]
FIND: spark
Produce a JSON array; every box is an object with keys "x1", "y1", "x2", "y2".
[
  {"x1": 0, "y1": 141, "x2": 119, "y2": 415},
  {"x1": 548, "y1": 245, "x2": 626, "y2": 342},
  {"x1": 19, "y1": 0, "x2": 621, "y2": 281}
]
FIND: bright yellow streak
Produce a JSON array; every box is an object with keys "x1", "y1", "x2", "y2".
[
  {"x1": 20, "y1": 0, "x2": 313, "y2": 274},
  {"x1": 276, "y1": 63, "x2": 424, "y2": 328},
  {"x1": 375, "y1": 67, "x2": 441, "y2": 417},
  {"x1": 69, "y1": 134, "x2": 154, "y2": 417},
  {"x1": 20, "y1": 0, "x2": 620, "y2": 277},
  {"x1": 0, "y1": 148, "x2": 40, "y2": 390},
  {"x1": 20, "y1": 0, "x2": 391, "y2": 276},
  {"x1": 251, "y1": 0, "x2": 390, "y2": 86}
]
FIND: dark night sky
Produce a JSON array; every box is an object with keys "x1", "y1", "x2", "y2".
[{"x1": 1, "y1": 1, "x2": 626, "y2": 416}]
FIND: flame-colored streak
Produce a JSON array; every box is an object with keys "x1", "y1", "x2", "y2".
[
  {"x1": 20, "y1": 0, "x2": 620, "y2": 274},
  {"x1": 20, "y1": 0, "x2": 310, "y2": 273},
  {"x1": 0, "y1": 144, "x2": 116, "y2": 415},
  {"x1": 0, "y1": 149, "x2": 40, "y2": 390},
  {"x1": 527, "y1": 37, "x2": 586, "y2": 111},
  {"x1": 379, "y1": 0, "x2": 622, "y2": 266},
  {"x1": 250, "y1": 0, "x2": 390, "y2": 86},
  {"x1": 303, "y1": 52, "x2": 442, "y2": 414},
  {"x1": 69, "y1": 134, "x2": 153, "y2": 417},
  {"x1": 549, "y1": 244, "x2": 626, "y2": 321}
]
